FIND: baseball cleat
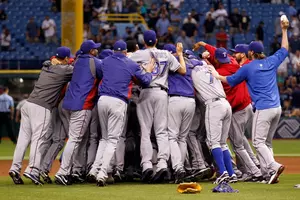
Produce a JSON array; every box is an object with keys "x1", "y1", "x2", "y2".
[
  {"x1": 71, "y1": 172, "x2": 85, "y2": 184},
  {"x1": 96, "y1": 178, "x2": 107, "y2": 187},
  {"x1": 228, "y1": 174, "x2": 238, "y2": 183},
  {"x1": 113, "y1": 170, "x2": 123, "y2": 182},
  {"x1": 244, "y1": 175, "x2": 264, "y2": 183},
  {"x1": 9, "y1": 171, "x2": 24, "y2": 185},
  {"x1": 213, "y1": 172, "x2": 230, "y2": 184},
  {"x1": 54, "y1": 174, "x2": 71, "y2": 186},
  {"x1": 23, "y1": 172, "x2": 44, "y2": 186},
  {"x1": 40, "y1": 172, "x2": 52, "y2": 184},
  {"x1": 152, "y1": 168, "x2": 168, "y2": 183},
  {"x1": 268, "y1": 165, "x2": 285, "y2": 184},
  {"x1": 174, "y1": 169, "x2": 186, "y2": 184},
  {"x1": 142, "y1": 168, "x2": 154, "y2": 183},
  {"x1": 86, "y1": 173, "x2": 97, "y2": 183},
  {"x1": 294, "y1": 184, "x2": 300, "y2": 189}
]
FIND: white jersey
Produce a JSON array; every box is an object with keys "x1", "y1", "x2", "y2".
[
  {"x1": 129, "y1": 48, "x2": 180, "y2": 89},
  {"x1": 191, "y1": 62, "x2": 226, "y2": 103}
]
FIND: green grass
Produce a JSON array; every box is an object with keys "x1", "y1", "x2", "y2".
[
  {"x1": 0, "y1": 175, "x2": 299, "y2": 200},
  {"x1": 0, "y1": 139, "x2": 299, "y2": 159}
]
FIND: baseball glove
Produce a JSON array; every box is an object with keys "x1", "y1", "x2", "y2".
[{"x1": 177, "y1": 182, "x2": 202, "y2": 194}]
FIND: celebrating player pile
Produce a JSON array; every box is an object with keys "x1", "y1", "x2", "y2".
[{"x1": 8, "y1": 18, "x2": 289, "y2": 187}]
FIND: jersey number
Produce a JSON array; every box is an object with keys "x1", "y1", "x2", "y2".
[{"x1": 151, "y1": 61, "x2": 168, "y2": 76}]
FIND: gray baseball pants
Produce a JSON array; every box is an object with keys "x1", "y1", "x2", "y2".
[
  {"x1": 205, "y1": 98, "x2": 232, "y2": 150},
  {"x1": 56, "y1": 109, "x2": 92, "y2": 176},
  {"x1": 169, "y1": 96, "x2": 195, "y2": 172},
  {"x1": 137, "y1": 88, "x2": 169, "y2": 172},
  {"x1": 252, "y1": 106, "x2": 282, "y2": 177},
  {"x1": 186, "y1": 101, "x2": 207, "y2": 170},
  {"x1": 41, "y1": 101, "x2": 69, "y2": 173},
  {"x1": 86, "y1": 105, "x2": 101, "y2": 171},
  {"x1": 10, "y1": 101, "x2": 51, "y2": 176},
  {"x1": 229, "y1": 104, "x2": 261, "y2": 176},
  {"x1": 91, "y1": 96, "x2": 127, "y2": 180}
]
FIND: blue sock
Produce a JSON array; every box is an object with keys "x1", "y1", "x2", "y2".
[
  {"x1": 223, "y1": 149, "x2": 234, "y2": 176},
  {"x1": 211, "y1": 148, "x2": 226, "y2": 174}
]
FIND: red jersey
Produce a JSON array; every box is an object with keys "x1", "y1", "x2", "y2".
[
  {"x1": 240, "y1": 58, "x2": 251, "y2": 66},
  {"x1": 205, "y1": 44, "x2": 251, "y2": 112}
]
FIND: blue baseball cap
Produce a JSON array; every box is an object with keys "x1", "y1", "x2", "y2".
[
  {"x1": 99, "y1": 49, "x2": 113, "y2": 59},
  {"x1": 248, "y1": 41, "x2": 264, "y2": 53},
  {"x1": 143, "y1": 30, "x2": 157, "y2": 46},
  {"x1": 215, "y1": 47, "x2": 230, "y2": 63},
  {"x1": 163, "y1": 44, "x2": 176, "y2": 54},
  {"x1": 230, "y1": 44, "x2": 249, "y2": 54},
  {"x1": 113, "y1": 40, "x2": 127, "y2": 51},
  {"x1": 75, "y1": 50, "x2": 82, "y2": 57},
  {"x1": 56, "y1": 47, "x2": 71, "y2": 59},
  {"x1": 184, "y1": 49, "x2": 195, "y2": 56},
  {"x1": 80, "y1": 40, "x2": 101, "y2": 54}
]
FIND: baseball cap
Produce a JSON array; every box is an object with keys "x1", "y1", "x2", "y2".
[
  {"x1": 56, "y1": 47, "x2": 71, "y2": 59},
  {"x1": 248, "y1": 41, "x2": 264, "y2": 53},
  {"x1": 99, "y1": 49, "x2": 113, "y2": 59},
  {"x1": 80, "y1": 40, "x2": 101, "y2": 54},
  {"x1": 143, "y1": 30, "x2": 157, "y2": 46},
  {"x1": 184, "y1": 49, "x2": 194, "y2": 56},
  {"x1": 215, "y1": 48, "x2": 230, "y2": 63},
  {"x1": 163, "y1": 44, "x2": 176, "y2": 54},
  {"x1": 113, "y1": 40, "x2": 127, "y2": 51},
  {"x1": 230, "y1": 44, "x2": 249, "y2": 54}
]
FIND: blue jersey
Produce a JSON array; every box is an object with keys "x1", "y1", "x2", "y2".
[
  {"x1": 99, "y1": 52, "x2": 152, "y2": 103},
  {"x1": 0, "y1": 94, "x2": 14, "y2": 112},
  {"x1": 63, "y1": 54, "x2": 103, "y2": 111},
  {"x1": 168, "y1": 58, "x2": 194, "y2": 98},
  {"x1": 227, "y1": 48, "x2": 288, "y2": 110}
]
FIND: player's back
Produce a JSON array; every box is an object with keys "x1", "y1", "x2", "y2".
[
  {"x1": 100, "y1": 53, "x2": 137, "y2": 103},
  {"x1": 129, "y1": 48, "x2": 180, "y2": 89}
]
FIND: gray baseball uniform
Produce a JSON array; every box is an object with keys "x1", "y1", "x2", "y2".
[
  {"x1": 86, "y1": 105, "x2": 101, "y2": 172},
  {"x1": 186, "y1": 101, "x2": 207, "y2": 170},
  {"x1": 191, "y1": 63, "x2": 232, "y2": 151},
  {"x1": 229, "y1": 104, "x2": 262, "y2": 177},
  {"x1": 41, "y1": 100, "x2": 69, "y2": 174},
  {"x1": 252, "y1": 107, "x2": 282, "y2": 177},
  {"x1": 129, "y1": 48, "x2": 181, "y2": 172},
  {"x1": 9, "y1": 61, "x2": 73, "y2": 178}
]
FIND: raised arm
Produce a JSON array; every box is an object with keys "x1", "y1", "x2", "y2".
[{"x1": 176, "y1": 43, "x2": 186, "y2": 75}]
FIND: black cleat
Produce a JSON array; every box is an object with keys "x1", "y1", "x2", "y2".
[
  {"x1": 174, "y1": 169, "x2": 186, "y2": 184},
  {"x1": 96, "y1": 178, "x2": 107, "y2": 187},
  {"x1": 9, "y1": 171, "x2": 24, "y2": 185},
  {"x1": 23, "y1": 172, "x2": 44, "y2": 185},
  {"x1": 54, "y1": 174, "x2": 72, "y2": 186},
  {"x1": 142, "y1": 168, "x2": 154, "y2": 183},
  {"x1": 40, "y1": 172, "x2": 52, "y2": 184},
  {"x1": 86, "y1": 173, "x2": 97, "y2": 183},
  {"x1": 71, "y1": 172, "x2": 85, "y2": 184},
  {"x1": 152, "y1": 168, "x2": 168, "y2": 183},
  {"x1": 113, "y1": 170, "x2": 123, "y2": 182}
]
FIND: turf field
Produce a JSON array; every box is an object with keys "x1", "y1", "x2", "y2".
[{"x1": 0, "y1": 139, "x2": 299, "y2": 200}]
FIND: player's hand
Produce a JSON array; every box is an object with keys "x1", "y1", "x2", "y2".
[
  {"x1": 280, "y1": 15, "x2": 289, "y2": 30},
  {"x1": 176, "y1": 42, "x2": 183, "y2": 56},
  {"x1": 202, "y1": 51, "x2": 210, "y2": 59},
  {"x1": 193, "y1": 41, "x2": 206, "y2": 51},
  {"x1": 208, "y1": 65, "x2": 219, "y2": 78},
  {"x1": 145, "y1": 58, "x2": 156, "y2": 73}
]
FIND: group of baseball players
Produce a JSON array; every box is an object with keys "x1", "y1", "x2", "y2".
[{"x1": 8, "y1": 18, "x2": 289, "y2": 187}]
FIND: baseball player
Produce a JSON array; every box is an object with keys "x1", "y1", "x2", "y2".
[
  {"x1": 129, "y1": 30, "x2": 186, "y2": 183},
  {"x1": 209, "y1": 18, "x2": 289, "y2": 184},
  {"x1": 9, "y1": 47, "x2": 73, "y2": 185},
  {"x1": 185, "y1": 56, "x2": 213, "y2": 180},
  {"x1": 55, "y1": 40, "x2": 103, "y2": 185},
  {"x1": 162, "y1": 44, "x2": 195, "y2": 184},
  {"x1": 85, "y1": 49, "x2": 113, "y2": 174},
  {"x1": 190, "y1": 58, "x2": 234, "y2": 184},
  {"x1": 194, "y1": 42, "x2": 262, "y2": 182},
  {"x1": 88, "y1": 40, "x2": 154, "y2": 187}
]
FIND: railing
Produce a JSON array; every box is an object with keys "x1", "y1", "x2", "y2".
[{"x1": 98, "y1": 13, "x2": 149, "y2": 29}]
